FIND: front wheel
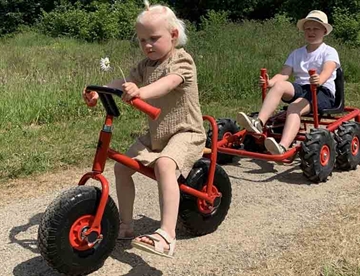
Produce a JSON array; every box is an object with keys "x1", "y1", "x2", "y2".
[
  {"x1": 38, "y1": 186, "x2": 119, "y2": 276},
  {"x1": 178, "y1": 158, "x2": 232, "y2": 236}
]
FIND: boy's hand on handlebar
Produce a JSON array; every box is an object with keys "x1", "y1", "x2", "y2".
[
  {"x1": 82, "y1": 88, "x2": 99, "y2": 107},
  {"x1": 122, "y1": 82, "x2": 141, "y2": 102},
  {"x1": 309, "y1": 74, "x2": 320, "y2": 86},
  {"x1": 259, "y1": 73, "x2": 273, "y2": 88}
]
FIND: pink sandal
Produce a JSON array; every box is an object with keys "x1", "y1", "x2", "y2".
[{"x1": 131, "y1": 228, "x2": 176, "y2": 258}]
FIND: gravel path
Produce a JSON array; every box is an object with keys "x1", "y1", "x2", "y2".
[{"x1": 1, "y1": 158, "x2": 360, "y2": 276}]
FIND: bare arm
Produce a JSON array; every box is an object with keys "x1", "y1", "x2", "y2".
[
  {"x1": 309, "y1": 61, "x2": 337, "y2": 86},
  {"x1": 121, "y1": 74, "x2": 184, "y2": 101},
  {"x1": 139, "y1": 74, "x2": 183, "y2": 100}
]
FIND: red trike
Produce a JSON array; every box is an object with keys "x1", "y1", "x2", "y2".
[
  {"x1": 37, "y1": 86, "x2": 232, "y2": 275},
  {"x1": 206, "y1": 68, "x2": 360, "y2": 183}
]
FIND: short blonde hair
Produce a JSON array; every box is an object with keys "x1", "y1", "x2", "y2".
[{"x1": 136, "y1": 0, "x2": 187, "y2": 46}]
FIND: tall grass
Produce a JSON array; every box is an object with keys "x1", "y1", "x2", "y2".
[{"x1": 1, "y1": 20, "x2": 360, "y2": 180}]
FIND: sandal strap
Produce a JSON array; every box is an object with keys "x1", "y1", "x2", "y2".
[
  {"x1": 155, "y1": 228, "x2": 174, "y2": 244},
  {"x1": 155, "y1": 229, "x2": 176, "y2": 256},
  {"x1": 137, "y1": 233, "x2": 165, "y2": 253},
  {"x1": 134, "y1": 230, "x2": 176, "y2": 256}
]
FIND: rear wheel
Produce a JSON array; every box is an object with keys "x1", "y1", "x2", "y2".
[
  {"x1": 38, "y1": 186, "x2": 119, "y2": 276},
  {"x1": 335, "y1": 121, "x2": 360, "y2": 170},
  {"x1": 206, "y1": 118, "x2": 240, "y2": 164},
  {"x1": 178, "y1": 158, "x2": 232, "y2": 236},
  {"x1": 299, "y1": 128, "x2": 336, "y2": 183}
]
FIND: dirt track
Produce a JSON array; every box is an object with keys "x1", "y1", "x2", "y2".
[{"x1": 1, "y1": 157, "x2": 360, "y2": 276}]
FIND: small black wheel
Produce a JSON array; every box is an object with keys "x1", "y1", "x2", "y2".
[
  {"x1": 243, "y1": 135, "x2": 266, "y2": 153},
  {"x1": 178, "y1": 158, "x2": 232, "y2": 236},
  {"x1": 206, "y1": 118, "x2": 240, "y2": 164},
  {"x1": 38, "y1": 186, "x2": 119, "y2": 276},
  {"x1": 299, "y1": 128, "x2": 336, "y2": 183},
  {"x1": 335, "y1": 121, "x2": 360, "y2": 170}
]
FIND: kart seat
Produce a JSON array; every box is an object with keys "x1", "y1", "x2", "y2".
[
  {"x1": 320, "y1": 67, "x2": 344, "y2": 114},
  {"x1": 282, "y1": 67, "x2": 345, "y2": 115}
]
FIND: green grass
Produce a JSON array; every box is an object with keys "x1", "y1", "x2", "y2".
[
  {"x1": 0, "y1": 19, "x2": 360, "y2": 181},
  {"x1": 1, "y1": 19, "x2": 360, "y2": 276},
  {"x1": 323, "y1": 262, "x2": 360, "y2": 276}
]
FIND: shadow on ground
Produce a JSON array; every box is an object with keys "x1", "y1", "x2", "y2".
[
  {"x1": 10, "y1": 213, "x2": 166, "y2": 275},
  {"x1": 228, "y1": 158, "x2": 313, "y2": 185}
]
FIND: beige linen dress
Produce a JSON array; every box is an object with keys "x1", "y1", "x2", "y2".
[{"x1": 126, "y1": 48, "x2": 206, "y2": 178}]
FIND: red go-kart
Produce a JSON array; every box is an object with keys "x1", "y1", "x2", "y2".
[{"x1": 205, "y1": 68, "x2": 360, "y2": 183}]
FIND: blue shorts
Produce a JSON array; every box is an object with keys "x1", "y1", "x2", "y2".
[{"x1": 282, "y1": 83, "x2": 335, "y2": 111}]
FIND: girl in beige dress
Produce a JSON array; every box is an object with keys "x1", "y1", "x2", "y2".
[{"x1": 84, "y1": 0, "x2": 205, "y2": 258}]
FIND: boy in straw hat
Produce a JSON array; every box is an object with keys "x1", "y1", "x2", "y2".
[{"x1": 237, "y1": 10, "x2": 340, "y2": 155}]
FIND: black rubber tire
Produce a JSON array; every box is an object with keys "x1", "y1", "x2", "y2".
[
  {"x1": 206, "y1": 118, "x2": 240, "y2": 164},
  {"x1": 299, "y1": 128, "x2": 336, "y2": 183},
  {"x1": 243, "y1": 135, "x2": 266, "y2": 153},
  {"x1": 178, "y1": 158, "x2": 232, "y2": 236},
  {"x1": 37, "y1": 186, "x2": 119, "y2": 276},
  {"x1": 335, "y1": 121, "x2": 360, "y2": 170}
]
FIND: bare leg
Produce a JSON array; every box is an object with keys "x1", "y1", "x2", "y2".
[
  {"x1": 279, "y1": 98, "x2": 311, "y2": 149},
  {"x1": 136, "y1": 157, "x2": 178, "y2": 249},
  {"x1": 114, "y1": 162, "x2": 136, "y2": 225},
  {"x1": 258, "y1": 81, "x2": 295, "y2": 124}
]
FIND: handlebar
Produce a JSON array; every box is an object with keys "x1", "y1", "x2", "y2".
[
  {"x1": 260, "y1": 68, "x2": 267, "y2": 102},
  {"x1": 308, "y1": 69, "x2": 319, "y2": 128},
  {"x1": 85, "y1": 85, "x2": 161, "y2": 120}
]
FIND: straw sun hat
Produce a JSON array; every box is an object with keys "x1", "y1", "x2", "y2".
[{"x1": 296, "y1": 10, "x2": 333, "y2": 36}]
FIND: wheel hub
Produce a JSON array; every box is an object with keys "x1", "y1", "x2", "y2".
[
  {"x1": 351, "y1": 136, "x2": 359, "y2": 156},
  {"x1": 320, "y1": 145, "x2": 330, "y2": 166},
  {"x1": 69, "y1": 215, "x2": 102, "y2": 251},
  {"x1": 197, "y1": 186, "x2": 222, "y2": 215}
]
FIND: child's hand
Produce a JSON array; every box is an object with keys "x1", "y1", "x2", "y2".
[
  {"x1": 309, "y1": 74, "x2": 320, "y2": 86},
  {"x1": 82, "y1": 88, "x2": 99, "y2": 107},
  {"x1": 122, "y1": 82, "x2": 141, "y2": 102},
  {"x1": 259, "y1": 73, "x2": 273, "y2": 88}
]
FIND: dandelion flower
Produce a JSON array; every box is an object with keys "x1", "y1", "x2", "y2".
[{"x1": 100, "y1": 57, "x2": 111, "y2": 72}]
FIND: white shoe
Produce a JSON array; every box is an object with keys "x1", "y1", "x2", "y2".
[
  {"x1": 264, "y1": 137, "x2": 286, "y2": 155},
  {"x1": 237, "y1": 112, "x2": 263, "y2": 134}
]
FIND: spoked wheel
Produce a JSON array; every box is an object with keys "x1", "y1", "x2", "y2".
[
  {"x1": 335, "y1": 121, "x2": 360, "y2": 170},
  {"x1": 38, "y1": 186, "x2": 119, "y2": 276},
  {"x1": 178, "y1": 158, "x2": 232, "y2": 236},
  {"x1": 300, "y1": 128, "x2": 336, "y2": 183},
  {"x1": 206, "y1": 118, "x2": 240, "y2": 164}
]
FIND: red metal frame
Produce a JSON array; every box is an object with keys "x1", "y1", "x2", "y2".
[
  {"x1": 212, "y1": 68, "x2": 360, "y2": 164},
  {"x1": 76, "y1": 115, "x2": 221, "y2": 240}
]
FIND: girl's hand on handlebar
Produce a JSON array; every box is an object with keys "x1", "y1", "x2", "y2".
[
  {"x1": 309, "y1": 73, "x2": 320, "y2": 86},
  {"x1": 122, "y1": 82, "x2": 141, "y2": 102},
  {"x1": 82, "y1": 87, "x2": 99, "y2": 107}
]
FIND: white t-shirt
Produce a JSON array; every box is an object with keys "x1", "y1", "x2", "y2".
[{"x1": 285, "y1": 43, "x2": 340, "y2": 97}]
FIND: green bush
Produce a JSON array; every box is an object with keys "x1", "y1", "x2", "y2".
[
  {"x1": 199, "y1": 10, "x2": 229, "y2": 30},
  {"x1": 333, "y1": 7, "x2": 360, "y2": 46},
  {"x1": 38, "y1": 1, "x2": 140, "y2": 42}
]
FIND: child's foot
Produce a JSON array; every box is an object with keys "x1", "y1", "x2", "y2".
[
  {"x1": 264, "y1": 137, "x2": 286, "y2": 155},
  {"x1": 131, "y1": 228, "x2": 176, "y2": 258},
  {"x1": 237, "y1": 112, "x2": 263, "y2": 134},
  {"x1": 118, "y1": 221, "x2": 135, "y2": 240}
]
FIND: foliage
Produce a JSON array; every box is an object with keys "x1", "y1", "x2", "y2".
[
  {"x1": 332, "y1": 7, "x2": 360, "y2": 47},
  {"x1": 2, "y1": 18, "x2": 360, "y2": 179},
  {"x1": 38, "y1": 1, "x2": 141, "y2": 41}
]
